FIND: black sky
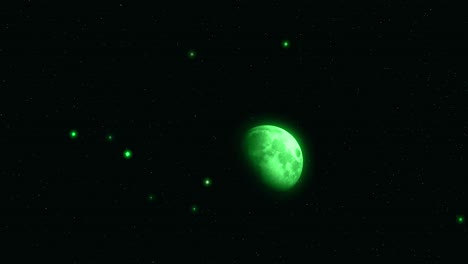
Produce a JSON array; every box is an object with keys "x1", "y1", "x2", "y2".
[{"x1": 1, "y1": 1, "x2": 467, "y2": 262}]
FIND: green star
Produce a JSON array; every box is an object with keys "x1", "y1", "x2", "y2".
[
  {"x1": 188, "y1": 49, "x2": 196, "y2": 59},
  {"x1": 457, "y1": 215, "x2": 465, "y2": 224},
  {"x1": 106, "y1": 134, "x2": 113, "y2": 142},
  {"x1": 148, "y1": 194, "x2": 155, "y2": 202},
  {"x1": 69, "y1": 129, "x2": 78, "y2": 139},
  {"x1": 281, "y1": 40, "x2": 290, "y2": 49},
  {"x1": 203, "y1": 177, "x2": 212, "y2": 187},
  {"x1": 123, "y1": 149, "x2": 133, "y2": 159},
  {"x1": 191, "y1": 205, "x2": 198, "y2": 213}
]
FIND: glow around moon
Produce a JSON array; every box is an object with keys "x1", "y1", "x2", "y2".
[{"x1": 244, "y1": 125, "x2": 303, "y2": 191}]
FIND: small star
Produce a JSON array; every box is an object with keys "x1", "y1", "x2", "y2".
[
  {"x1": 123, "y1": 149, "x2": 133, "y2": 159},
  {"x1": 457, "y1": 215, "x2": 465, "y2": 224},
  {"x1": 106, "y1": 134, "x2": 114, "y2": 142},
  {"x1": 281, "y1": 40, "x2": 290, "y2": 49},
  {"x1": 148, "y1": 194, "x2": 155, "y2": 201},
  {"x1": 203, "y1": 177, "x2": 212, "y2": 187},
  {"x1": 69, "y1": 129, "x2": 78, "y2": 139},
  {"x1": 191, "y1": 205, "x2": 198, "y2": 213},
  {"x1": 188, "y1": 49, "x2": 196, "y2": 59}
]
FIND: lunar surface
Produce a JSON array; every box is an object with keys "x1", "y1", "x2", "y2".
[{"x1": 244, "y1": 125, "x2": 303, "y2": 191}]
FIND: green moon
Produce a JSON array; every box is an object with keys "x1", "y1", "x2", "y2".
[{"x1": 244, "y1": 125, "x2": 303, "y2": 191}]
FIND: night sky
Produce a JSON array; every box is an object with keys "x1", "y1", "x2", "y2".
[{"x1": 1, "y1": 1, "x2": 467, "y2": 262}]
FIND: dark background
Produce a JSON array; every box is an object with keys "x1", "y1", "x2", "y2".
[{"x1": 1, "y1": 1, "x2": 467, "y2": 262}]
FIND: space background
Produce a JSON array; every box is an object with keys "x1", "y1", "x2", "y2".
[{"x1": 1, "y1": 1, "x2": 467, "y2": 262}]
